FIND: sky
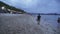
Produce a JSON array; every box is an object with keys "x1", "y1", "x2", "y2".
[{"x1": 0, "y1": 0, "x2": 60, "y2": 13}]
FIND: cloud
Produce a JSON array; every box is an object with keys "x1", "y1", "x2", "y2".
[
  {"x1": 0, "y1": 0, "x2": 60, "y2": 13},
  {"x1": 56, "y1": 0, "x2": 60, "y2": 3}
]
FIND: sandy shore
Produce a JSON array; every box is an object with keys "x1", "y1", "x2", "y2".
[
  {"x1": 0, "y1": 14, "x2": 43, "y2": 34},
  {"x1": 0, "y1": 14, "x2": 60, "y2": 34}
]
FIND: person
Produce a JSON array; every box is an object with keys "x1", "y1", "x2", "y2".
[
  {"x1": 57, "y1": 17, "x2": 60, "y2": 34},
  {"x1": 37, "y1": 14, "x2": 41, "y2": 25},
  {"x1": 57, "y1": 17, "x2": 60, "y2": 23}
]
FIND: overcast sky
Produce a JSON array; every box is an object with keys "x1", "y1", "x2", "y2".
[{"x1": 0, "y1": 0, "x2": 60, "y2": 13}]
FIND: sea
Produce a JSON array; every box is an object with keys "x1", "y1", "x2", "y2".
[{"x1": 31, "y1": 14, "x2": 60, "y2": 34}]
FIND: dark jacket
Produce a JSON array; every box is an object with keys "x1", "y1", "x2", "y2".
[{"x1": 37, "y1": 14, "x2": 41, "y2": 21}]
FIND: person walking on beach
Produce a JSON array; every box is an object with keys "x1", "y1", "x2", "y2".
[{"x1": 37, "y1": 14, "x2": 41, "y2": 25}]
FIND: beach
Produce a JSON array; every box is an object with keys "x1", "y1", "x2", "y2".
[{"x1": 0, "y1": 14, "x2": 60, "y2": 34}]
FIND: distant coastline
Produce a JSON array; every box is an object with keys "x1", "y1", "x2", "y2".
[{"x1": 27, "y1": 13, "x2": 60, "y2": 15}]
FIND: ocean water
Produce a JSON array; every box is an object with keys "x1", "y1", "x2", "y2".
[
  {"x1": 33, "y1": 15, "x2": 60, "y2": 26},
  {"x1": 32, "y1": 14, "x2": 60, "y2": 34},
  {"x1": 41, "y1": 15, "x2": 60, "y2": 27}
]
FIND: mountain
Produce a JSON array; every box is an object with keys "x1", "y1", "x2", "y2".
[{"x1": 0, "y1": 1, "x2": 26, "y2": 13}]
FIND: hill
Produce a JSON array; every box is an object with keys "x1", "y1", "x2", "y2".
[{"x1": 0, "y1": 1, "x2": 26, "y2": 13}]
